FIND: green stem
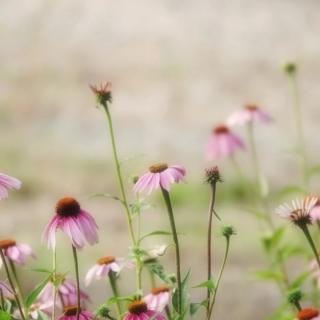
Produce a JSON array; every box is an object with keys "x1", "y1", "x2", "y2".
[
  {"x1": 52, "y1": 247, "x2": 57, "y2": 320},
  {"x1": 108, "y1": 272, "x2": 122, "y2": 320},
  {"x1": 0, "y1": 289, "x2": 5, "y2": 310},
  {"x1": 72, "y1": 246, "x2": 81, "y2": 320},
  {"x1": 160, "y1": 188, "x2": 182, "y2": 315},
  {"x1": 287, "y1": 74, "x2": 309, "y2": 191},
  {"x1": 103, "y1": 104, "x2": 136, "y2": 245},
  {"x1": 0, "y1": 250, "x2": 25, "y2": 320},
  {"x1": 247, "y1": 122, "x2": 260, "y2": 191},
  {"x1": 293, "y1": 301, "x2": 302, "y2": 311},
  {"x1": 206, "y1": 183, "x2": 216, "y2": 317},
  {"x1": 207, "y1": 237, "x2": 230, "y2": 320},
  {"x1": 300, "y1": 224, "x2": 320, "y2": 269}
]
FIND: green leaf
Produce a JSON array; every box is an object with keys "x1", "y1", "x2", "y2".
[
  {"x1": 289, "y1": 272, "x2": 310, "y2": 290},
  {"x1": 89, "y1": 193, "x2": 123, "y2": 203},
  {"x1": 258, "y1": 174, "x2": 269, "y2": 197},
  {"x1": 189, "y1": 301, "x2": 207, "y2": 317},
  {"x1": 25, "y1": 273, "x2": 52, "y2": 308},
  {"x1": 139, "y1": 230, "x2": 172, "y2": 243},
  {"x1": 146, "y1": 263, "x2": 174, "y2": 284},
  {"x1": 277, "y1": 245, "x2": 305, "y2": 261},
  {"x1": 172, "y1": 270, "x2": 191, "y2": 316},
  {"x1": 261, "y1": 227, "x2": 285, "y2": 252},
  {"x1": 252, "y1": 270, "x2": 284, "y2": 282},
  {"x1": 274, "y1": 185, "x2": 304, "y2": 200},
  {"x1": 192, "y1": 279, "x2": 216, "y2": 293},
  {"x1": 107, "y1": 295, "x2": 133, "y2": 305},
  {"x1": 0, "y1": 310, "x2": 11, "y2": 320}
]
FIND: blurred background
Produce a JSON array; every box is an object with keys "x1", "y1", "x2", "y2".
[{"x1": 1, "y1": 1, "x2": 320, "y2": 319}]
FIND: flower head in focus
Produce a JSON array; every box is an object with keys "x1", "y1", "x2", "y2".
[
  {"x1": 206, "y1": 125, "x2": 244, "y2": 160},
  {"x1": 276, "y1": 197, "x2": 318, "y2": 227},
  {"x1": 42, "y1": 197, "x2": 99, "y2": 249},
  {"x1": 134, "y1": 163, "x2": 186, "y2": 194},
  {"x1": 58, "y1": 305, "x2": 94, "y2": 320}
]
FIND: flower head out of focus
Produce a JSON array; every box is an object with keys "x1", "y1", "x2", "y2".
[
  {"x1": 42, "y1": 197, "x2": 99, "y2": 249},
  {"x1": 227, "y1": 104, "x2": 272, "y2": 126},
  {"x1": 143, "y1": 285, "x2": 171, "y2": 313},
  {"x1": 206, "y1": 125, "x2": 244, "y2": 160},
  {"x1": 133, "y1": 163, "x2": 186, "y2": 194},
  {"x1": 0, "y1": 173, "x2": 21, "y2": 200},
  {"x1": 308, "y1": 196, "x2": 320, "y2": 223},
  {"x1": 38, "y1": 276, "x2": 89, "y2": 309},
  {"x1": 0, "y1": 239, "x2": 36, "y2": 266},
  {"x1": 85, "y1": 256, "x2": 124, "y2": 286},
  {"x1": 90, "y1": 81, "x2": 112, "y2": 106},
  {"x1": 297, "y1": 308, "x2": 320, "y2": 320},
  {"x1": 0, "y1": 281, "x2": 13, "y2": 300},
  {"x1": 59, "y1": 305, "x2": 94, "y2": 320},
  {"x1": 276, "y1": 197, "x2": 318, "y2": 227},
  {"x1": 124, "y1": 300, "x2": 165, "y2": 320},
  {"x1": 205, "y1": 166, "x2": 222, "y2": 185}
]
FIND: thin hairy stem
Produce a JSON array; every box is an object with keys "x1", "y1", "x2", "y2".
[
  {"x1": 108, "y1": 272, "x2": 122, "y2": 320},
  {"x1": 72, "y1": 246, "x2": 81, "y2": 320}
]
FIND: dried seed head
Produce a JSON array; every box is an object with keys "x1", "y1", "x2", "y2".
[
  {"x1": 97, "y1": 256, "x2": 116, "y2": 265},
  {"x1": 56, "y1": 197, "x2": 81, "y2": 217},
  {"x1": 0, "y1": 239, "x2": 16, "y2": 250},
  {"x1": 128, "y1": 301, "x2": 148, "y2": 315},
  {"x1": 149, "y1": 163, "x2": 168, "y2": 173}
]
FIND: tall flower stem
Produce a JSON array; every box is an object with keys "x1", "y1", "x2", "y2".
[
  {"x1": 206, "y1": 182, "x2": 217, "y2": 317},
  {"x1": 300, "y1": 224, "x2": 320, "y2": 269},
  {"x1": 286, "y1": 71, "x2": 309, "y2": 191},
  {"x1": 52, "y1": 247, "x2": 57, "y2": 320},
  {"x1": 72, "y1": 246, "x2": 81, "y2": 320},
  {"x1": 0, "y1": 250, "x2": 25, "y2": 320},
  {"x1": 247, "y1": 122, "x2": 260, "y2": 191},
  {"x1": 103, "y1": 104, "x2": 143, "y2": 296},
  {"x1": 160, "y1": 188, "x2": 182, "y2": 314},
  {"x1": 207, "y1": 237, "x2": 230, "y2": 320},
  {"x1": 108, "y1": 272, "x2": 122, "y2": 320}
]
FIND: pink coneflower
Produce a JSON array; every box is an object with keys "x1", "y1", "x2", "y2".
[
  {"x1": 276, "y1": 197, "x2": 318, "y2": 227},
  {"x1": 58, "y1": 305, "x2": 93, "y2": 320},
  {"x1": 227, "y1": 104, "x2": 272, "y2": 127},
  {"x1": 0, "y1": 173, "x2": 21, "y2": 200},
  {"x1": 0, "y1": 239, "x2": 36, "y2": 266},
  {"x1": 90, "y1": 81, "x2": 112, "y2": 106},
  {"x1": 307, "y1": 196, "x2": 320, "y2": 223},
  {"x1": 133, "y1": 163, "x2": 186, "y2": 194},
  {"x1": 297, "y1": 308, "x2": 320, "y2": 320},
  {"x1": 206, "y1": 125, "x2": 244, "y2": 160},
  {"x1": 143, "y1": 286, "x2": 171, "y2": 313},
  {"x1": 38, "y1": 276, "x2": 89, "y2": 308},
  {"x1": 85, "y1": 256, "x2": 121, "y2": 286},
  {"x1": 42, "y1": 197, "x2": 99, "y2": 249},
  {"x1": 124, "y1": 300, "x2": 165, "y2": 320}
]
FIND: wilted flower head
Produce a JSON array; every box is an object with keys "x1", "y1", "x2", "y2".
[
  {"x1": 206, "y1": 125, "x2": 244, "y2": 160},
  {"x1": 296, "y1": 308, "x2": 320, "y2": 320},
  {"x1": 0, "y1": 239, "x2": 36, "y2": 266},
  {"x1": 90, "y1": 81, "x2": 112, "y2": 106},
  {"x1": 85, "y1": 256, "x2": 132, "y2": 286},
  {"x1": 143, "y1": 285, "x2": 171, "y2": 313},
  {"x1": 0, "y1": 173, "x2": 21, "y2": 200},
  {"x1": 133, "y1": 163, "x2": 186, "y2": 194},
  {"x1": 42, "y1": 197, "x2": 99, "y2": 249},
  {"x1": 205, "y1": 166, "x2": 222, "y2": 185},
  {"x1": 227, "y1": 104, "x2": 272, "y2": 126},
  {"x1": 124, "y1": 300, "x2": 165, "y2": 320},
  {"x1": 276, "y1": 197, "x2": 318, "y2": 227},
  {"x1": 59, "y1": 305, "x2": 94, "y2": 320}
]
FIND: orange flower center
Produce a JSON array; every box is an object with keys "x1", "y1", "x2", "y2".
[
  {"x1": 297, "y1": 308, "x2": 319, "y2": 320},
  {"x1": 128, "y1": 301, "x2": 148, "y2": 315},
  {"x1": 213, "y1": 125, "x2": 229, "y2": 134},
  {"x1": 149, "y1": 163, "x2": 168, "y2": 173},
  {"x1": 245, "y1": 104, "x2": 258, "y2": 111},
  {"x1": 97, "y1": 256, "x2": 116, "y2": 265},
  {"x1": 63, "y1": 305, "x2": 81, "y2": 316},
  {"x1": 0, "y1": 239, "x2": 16, "y2": 250},
  {"x1": 56, "y1": 197, "x2": 81, "y2": 217},
  {"x1": 151, "y1": 285, "x2": 170, "y2": 295}
]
